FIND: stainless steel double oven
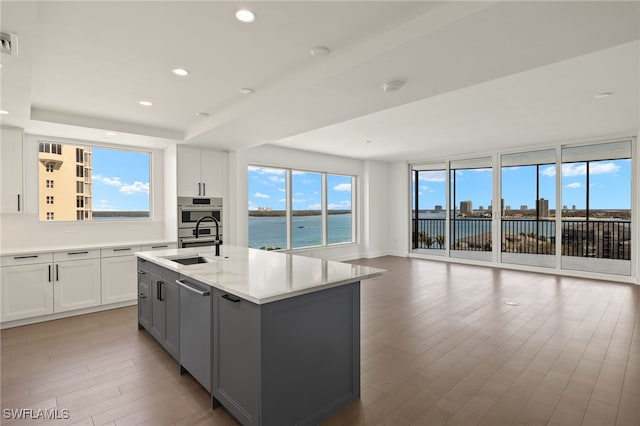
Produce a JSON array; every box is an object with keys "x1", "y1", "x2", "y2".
[{"x1": 178, "y1": 197, "x2": 222, "y2": 248}]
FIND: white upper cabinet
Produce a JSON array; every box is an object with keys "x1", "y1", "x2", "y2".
[
  {"x1": 0, "y1": 127, "x2": 24, "y2": 214},
  {"x1": 177, "y1": 146, "x2": 224, "y2": 198}
]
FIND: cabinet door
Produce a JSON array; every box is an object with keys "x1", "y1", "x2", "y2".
[
  {"x1": 177, "y1": 146, "x2": 203, "y2": 197},
  {"x1": 162, "y1": 280, "x2": 180, "y2": 360},
  {"x1": 54, "y1": 259, "x2": 101, "y2": 313},
  {"x1": 149, "y1": 272, "x2": 165, "y2": 342},
  {"x1": 0, "y1": 128, "x2": 24, "y2": 214},
  {"x1": 1, "y1": 264, "x2": 53, "y2": 322},
  {"x1": 137, "y1": 266, "x2": 151, "y2": 329},
  {"x1": 200, "y1": 150, "x2": 224, "y2": 198},
  {"x1": 101, "y1": 255, "x2": 138, "y2": 304},
  {"x1": 213, "y1": 291, "x2": 261, "y2": 426}
]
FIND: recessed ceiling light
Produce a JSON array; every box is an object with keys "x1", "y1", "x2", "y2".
[
  {"x1": 172, "y1": 68, "x2": 189, "y2": 77},
  {"x1": 105, "y1": 131, "x2": 117, "y2": 136},
  {"x1": 139, "y1": 100, "x2": 153, "y2": 106},
  {"x1": 310, "y1": 46, "x2": 330, "y2": 57},
  {"x1": 236, "y1": 9, "x2": 255, "y2": 23},
  {"x1": 595, "y1": 91, "x2": 614, "y2": 98},
  {"x1": 240, "y1": 88, "x2": 255, "y2": 95},
  {"x1": 196, "y1": 112, "x2": 210, "y2": 117},
  {"x1": 383, "y1": 80, "x2": 405, "y2": 93},
  {"x1": 0, "y1": 110, "x2": 8, "y2": 115}
]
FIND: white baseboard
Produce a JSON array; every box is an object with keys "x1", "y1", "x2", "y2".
[{"x1": 0, "y1": 300, "x2": 137, "y2": 329}]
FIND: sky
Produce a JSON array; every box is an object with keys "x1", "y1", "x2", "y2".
[
  {"x1": 415, "y1": 159, "x2": 631, "y2": 211},
  {"x1": 91, "y1": 147, "x2": 150, "y2": 211},
  {"x1": 248, "y1": 166, "x2": 352, "y2": 211}
]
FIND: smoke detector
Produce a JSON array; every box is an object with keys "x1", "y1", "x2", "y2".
[
  {"x1": 0, "y1": 33, "x2": 18, "y2": 56},
  {"x1": 382, "y1": 80, "x2": 405, "y2": 93}
]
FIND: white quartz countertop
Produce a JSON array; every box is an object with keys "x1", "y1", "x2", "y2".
[
  {"x1": 136, "y1": 246, "x2": 385, "y2": 304},
  {"x1": 1, "y1": 240, "x2": 176, "y2": 257}
]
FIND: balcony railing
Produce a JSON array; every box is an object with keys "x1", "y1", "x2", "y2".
[
  {"x1": 413, "y1": 217, "x2": 631, "y2": 260},
  {"x1": 562, "y1": 219, "x2": 631, "y2": 260},
  {"x1": 502, "y1": 218, "x2": 555, "y2": 255}
]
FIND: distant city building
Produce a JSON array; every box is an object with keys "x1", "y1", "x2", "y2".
[
  {"x1": 38, "y1": 142, "x2": 92, "y2": 221},
  {"x1": 488, "y1": 204, "x2": 492, "y2": 211},
  {"x1": 520, "y1": 205, "x2": 528, "y2": 211},
  {"x1": 478, "y1": 206, "x2": 484, "y2": 211},
  {"x1": 501, "y1": 198, "x2": 505, "y2": 216},
  {"x1": 572, "y1": 205, "x2": 576, "y2": 210},
  {"x1": 537, "y1": 198, "x2": 549, "y2": 217},
  {"x1": 563, "y1": 205, "x2": 568, "y2": 211},
  {"x1": 460, "y1": 200, "x2": 473, "y2": 216},
  {"x1": 505, "y1": 205, "x2": 511, "y2": 211},
  {"x1": 258, "y1": 206, "x2": 272, "y2": 212},
  {"x1": 434, "y1": 205, "x2": 443, "y2": 212}
]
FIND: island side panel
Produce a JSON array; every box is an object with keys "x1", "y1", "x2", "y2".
[
  {"x1": 212, "y1": 289, "x2": 262, "y2": 426},
  {"x1": 260, "y1": 282, "x2": 361, "y2": 426}
]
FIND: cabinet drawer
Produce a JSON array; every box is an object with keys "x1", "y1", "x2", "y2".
[
  {"x1": 140, "y1": 243, "x2": 177, "y2": 251},
  {"x1": 101, "y1": 246, "x2": 142, "y2": 258},
  {"x1": 53, "y1": 249, "x2": 100, "y2": 262},
  {"x1": 1, "y1": 252, "x2": 53, "y2": 267}
]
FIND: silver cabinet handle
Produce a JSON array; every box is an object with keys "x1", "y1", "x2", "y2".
[
  {"x1": 14, "y1": 255, "x2": 38, "y2": 260},
  {"x1": 17, "y1": 194, "x2": 20, "y2": 212},
  {"x1": 67, "y1": 251, "x2": 89, "y2": 255},
  {"x1": 175, "y1": 279, "x2": 210, "y2": 297},
  {"x1": 113, "y1": 248, "x2": 131, "y2": 252},
  {"x1": 202, "y1": 182, "x2": 205, "y2": 196},
  {"x1": 138, "y1": 293, "x2": 147, "y2": 299},
  {"x1": 198, "y1": 182, "x2": 202, "y2": 196},
  {"x1": 151, "y1": 245, "x2": 168, "y2": 249}
]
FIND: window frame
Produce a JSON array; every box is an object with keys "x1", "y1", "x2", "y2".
[
  {"x1": 248, "y1": 165, "x2": 357, "y2": 250},
  {"x1": 36, "y1": 139, "x2": 153, "y2": 223}
]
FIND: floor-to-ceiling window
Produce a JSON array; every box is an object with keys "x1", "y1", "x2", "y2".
[
  {"x1": 449, "y1": 158, "x2": 493, "y2": 261},
  {"x1": 412, "y1": 164, "x2": 447, "y2": 254},
  {"x1": 501, "y1": 149, "x2": 556, "y2": 267},
  {"x1": 561, "y1": 141, "x2": 632, "y2": 275}
]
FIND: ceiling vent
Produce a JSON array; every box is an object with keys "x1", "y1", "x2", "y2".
[{"x1": 1, "y1": 32, "x2": 18, "y2": 56}]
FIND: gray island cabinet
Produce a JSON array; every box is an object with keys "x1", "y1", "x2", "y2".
[{"x1": 136, "y1": 246, "x2": 383, "y2": 426}]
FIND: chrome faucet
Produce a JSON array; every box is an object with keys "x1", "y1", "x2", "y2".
[{"x1": 195, "y1": 215, "x2": 222, "y2": 256}]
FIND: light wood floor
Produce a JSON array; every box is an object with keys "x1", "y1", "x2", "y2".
[{"x1": 1, "y1": 257, "x2": 638, "y2": 426}]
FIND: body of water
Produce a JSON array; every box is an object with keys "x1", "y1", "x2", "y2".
[{"x1": 248, "y1": 213, "x2": 352, "y2": 249}]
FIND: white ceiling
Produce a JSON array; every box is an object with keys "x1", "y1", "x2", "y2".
[{"x1": 1, "y1": 1, "x2": 638, "y2": 159}]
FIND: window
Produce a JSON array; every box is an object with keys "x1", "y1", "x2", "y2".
[
  {"x1": 292, "y1": 171, "x2": 322, "y2": 248},
  {"x1": 450, "y1": 158, "x2": 493, "y2": 258},
  {"x1": 411, "y1": 165, "x2": 447, "y2": 251},
  {"x1": 38, "y1": 142, "x2": 151, "y2": 221},
  {"x1": 561, "y1": 141, "x2": 631, "y2": 274},
  {"x1": 501, "y1": 150, "x2": 556, "y2": 262},
  {"x1": 248, "y1": 166, "x2": 356, "y2": 250},
  {"x1": 327, "y1": 174, "x2": 354, "y2": 244}
]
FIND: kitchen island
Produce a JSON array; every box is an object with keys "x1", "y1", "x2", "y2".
[{"x1": 136, "y1": 245, "x2": 384, "y2": 426}]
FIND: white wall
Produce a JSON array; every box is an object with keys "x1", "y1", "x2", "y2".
[
  {"x1": 387, "y1": 161, "x2": 410, "y2": 256},
  {"x1": 229, "y1": 145, "x2": 392, "y2": 260},
  {"x1": 0, "y1": 134, "x2": 169, "y2": 251}
]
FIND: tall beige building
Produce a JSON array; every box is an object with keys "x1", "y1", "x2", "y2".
[
  {"x1": 537, "y1": 198, "x2": 550, "y2": 218},
  {"x1": 38, "y1": 142, "x2": 92, "y2": 221},
  {"x1": 460, "y1": 200, "x2": 473, "y2": 216}
]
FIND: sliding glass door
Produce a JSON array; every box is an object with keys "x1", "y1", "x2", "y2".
[
  {"x1": 501, "y1": 149, "x2": 556, "y2": 268},
  {"x1": 412, "y1": 164, "x2": 447, "y2": 255}
]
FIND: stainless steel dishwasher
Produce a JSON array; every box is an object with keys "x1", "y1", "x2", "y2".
[{"x1": 176, "y1": 278, "x2": 212, "y2": 392}]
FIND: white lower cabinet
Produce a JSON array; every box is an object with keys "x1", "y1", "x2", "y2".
[
  {"x1": 1, "y1": 243, "x2": 176, "y2": 325},
  {"x1": 101, "y1": 246, "x2": 141, "y2": 304},
  {"x1": 54, "y1": 258, "x2": 101, "y2": 313},
  {"x1": 1, "y1": 263, "x2": 54, "y2": 322}
]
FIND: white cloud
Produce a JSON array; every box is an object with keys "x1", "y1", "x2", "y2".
[
  {"x1": 93, "y1": 175, "x2": 123, "y2": 187},
  {"x1": 253, "y1": 192, "x2": 270, "y2": 199},
  {"x1": 307, "y1": 203, "x2": 321, "y2": 210},
  {"x1": 333, "y1": 183, "x2": 351, "y2": 191},
  {"x1": 565, "y1": 182, "x2": 581, "y2": 189},
  {"x1": 94, "y1": 199, "x2": 115, "y2": 211},
  {"x1": 328, "y1": 200, "x2": 351, "y2": 210},
  {"x1": 292, "y1": 198, "x2": 305, "y2": 204},
  {"x1": 269, "y1": 175, "x2": 285, "y2": 183},
  {"x1": 543, "y1": 162, "x2": 621, "y2": 177},
  {"x1": 119, "y1": 181, "x2": 149, "y2": 195},
  {"x1": 277, "y1": 187, "x2": 285, "y2": 192},
  {"x1": 278, "y1": 198, "x2": 286, "y2": 203},
  {"x1": 419, "y1": 171, "x2": 446, "y2": 182}
]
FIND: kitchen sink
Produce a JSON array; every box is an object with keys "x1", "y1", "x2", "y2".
[{"x1": 170, "y1": 256, "x2": 213, "y2": 265}]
